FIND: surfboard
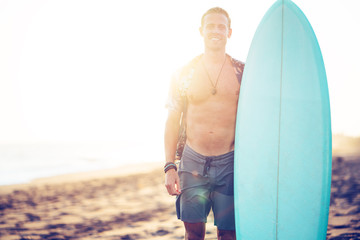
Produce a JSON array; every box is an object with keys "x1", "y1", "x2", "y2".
[{"x1": 234, "y1": 0, "x2": 332, "y2": 239}]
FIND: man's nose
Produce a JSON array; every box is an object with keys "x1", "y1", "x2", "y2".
[{"x1": 211, "y1": 26, "x2": 223, "y2": 34}]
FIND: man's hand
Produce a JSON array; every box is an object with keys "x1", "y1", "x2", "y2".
[{"x1": 165, "y1": 169, "x2": 181, "y2": 196}]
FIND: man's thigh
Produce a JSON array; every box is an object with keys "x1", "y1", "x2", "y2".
[
  {"x1": 177, "y1": 146, "x2": 212, "y2": 223},
  {"x1": 177, "y1": 185, "x2": 212, "y2": 223},
  {"x1": 211, "y1": 190, "x2": 235, "y2": 231}
]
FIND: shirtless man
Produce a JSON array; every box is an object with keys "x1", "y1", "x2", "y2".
[{"x1": 164, "y1": 7, "x2": 244, "y2": 240}]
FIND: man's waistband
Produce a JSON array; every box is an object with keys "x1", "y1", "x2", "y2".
[{"x1": 183, "y1": 144, "x2": 234, "y2": 162}]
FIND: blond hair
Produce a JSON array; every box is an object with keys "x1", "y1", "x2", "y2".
[{"x1": 201, "y1": 7, "x2": 231, "y2": 28}]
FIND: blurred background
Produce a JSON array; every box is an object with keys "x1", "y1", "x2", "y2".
[{"x1": 1, "y1": 0, "x2": 359, "y2": 185}]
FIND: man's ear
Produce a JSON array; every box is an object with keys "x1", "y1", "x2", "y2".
[
  {"x1": 228, "y1": 28, "x2": 232, "y2": 38},
  {"x1": 199, "y1": 26, "x2": 204, "y2": 37}
]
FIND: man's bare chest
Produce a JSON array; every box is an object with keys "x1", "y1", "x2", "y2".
[{"x1": 187, "y1": 64, "x2": 240, "y2": 105}]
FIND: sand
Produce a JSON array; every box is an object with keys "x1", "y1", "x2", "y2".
[{"x1": 0, "y1": 157, "x2": 359, "y2": 240}]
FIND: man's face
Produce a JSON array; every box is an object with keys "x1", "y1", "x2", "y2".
[{"x1": 200, "y1": 13, "x2": 232, "y2": 51}]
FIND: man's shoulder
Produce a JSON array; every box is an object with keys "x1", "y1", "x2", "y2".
[
  {"x1": 228, "y1": 55, "x2": 245, "y2": 84},
  {"x1": 172, "y1": 55, "x2": 202, "y2": 83},
  {"x1": 229, "y1": 55, "x2": 245, "y2": 69},
  {"x1": 169, "y1": 55, "x2": 202, "y2": 98},
  {"x1": 178, "y1": 55, "x2": 202, "y2": 75}
]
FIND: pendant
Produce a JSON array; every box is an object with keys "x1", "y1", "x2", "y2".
[{"x1": 211, "y1": 88, "x2": 217, "y2": 95}]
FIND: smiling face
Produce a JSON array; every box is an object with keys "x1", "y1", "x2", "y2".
[{"x1": 200, "y1": 13, "x2": 232, "y2": 52}]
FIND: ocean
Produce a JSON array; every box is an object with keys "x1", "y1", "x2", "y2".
[{"x1": 0, "y1": 141, "x2": 162, "y2": 186}]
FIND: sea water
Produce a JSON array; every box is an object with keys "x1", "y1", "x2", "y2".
[{"x1": 0, "y1": 141, "x2": 161, "y2": 186}]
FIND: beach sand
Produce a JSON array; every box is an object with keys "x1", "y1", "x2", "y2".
[{"x1": 0, "y1": 157, "x2": 359, "y2": 240}]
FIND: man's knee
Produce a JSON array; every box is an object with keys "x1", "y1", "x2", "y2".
[
  {"x1": 217, "y1": 229, "x2": 236, "y2": 240},
  {"x1": 184, "y1": 222, "x2": 206, "y2": 240}
]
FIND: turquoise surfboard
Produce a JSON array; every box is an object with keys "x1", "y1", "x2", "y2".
[{"x1": 234, "y1": 0, "x2": 332, "y2": 239}]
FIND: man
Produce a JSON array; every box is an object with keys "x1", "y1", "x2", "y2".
[{"x1": 164, "y1": 7, "x2": 244, "y2": 240}]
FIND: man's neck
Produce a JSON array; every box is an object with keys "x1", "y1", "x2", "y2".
[{"x1": 203, "y1": 49, "x2": 227, "y2": 65}]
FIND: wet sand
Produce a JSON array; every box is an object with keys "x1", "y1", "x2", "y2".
[
  {"x1": 0, "y1": 156, "x2": 359, "y2": 240},
  {"x1": 327, "y1": 156, "x2": 360, "y2": 239}
]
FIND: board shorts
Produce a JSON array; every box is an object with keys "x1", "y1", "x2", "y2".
[{"x1": 176, "y1": 145, "x2": 235, "y2": 231}]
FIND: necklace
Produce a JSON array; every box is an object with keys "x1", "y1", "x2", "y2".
[{"x1": 202, "y1": 55, "x2": 227, "y2": 95}]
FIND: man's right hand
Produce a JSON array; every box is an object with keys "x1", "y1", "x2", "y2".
[{"x1": 165, "y1": 169, "x2": 181, "y2": 196}]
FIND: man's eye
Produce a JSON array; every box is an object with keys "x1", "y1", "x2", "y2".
[{"x1": 206, "y1": 24, "x2": 215, "y2": 30}]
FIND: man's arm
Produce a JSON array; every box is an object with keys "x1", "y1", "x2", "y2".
[{"x1": 164, "y1": 110, "x2": 182, "y2": 195}]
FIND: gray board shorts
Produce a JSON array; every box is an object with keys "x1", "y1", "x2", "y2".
[{"x1": 176, "y1": 145, "x2": 235, "y2": 231}]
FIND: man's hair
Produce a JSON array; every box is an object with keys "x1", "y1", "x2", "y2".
[{"x1": 201, "y1": 7, "x2": 231, "y2": 28}]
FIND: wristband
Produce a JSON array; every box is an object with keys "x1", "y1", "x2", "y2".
[{"x1": 164, "y1": 162, "x2": 177, "y2": 173}]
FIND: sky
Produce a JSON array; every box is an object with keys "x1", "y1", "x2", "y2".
[{"x1": 0, "y1": 0, "x2": 359, "y2": 147}]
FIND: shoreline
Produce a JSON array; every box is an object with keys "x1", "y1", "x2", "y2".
[{"x1": 0, "y1": 161, "x2": 162, "y2": 195}]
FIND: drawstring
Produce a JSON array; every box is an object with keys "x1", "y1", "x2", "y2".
[{"x1": 203, "y1": 157, "x2": 212, "y2": 177}]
